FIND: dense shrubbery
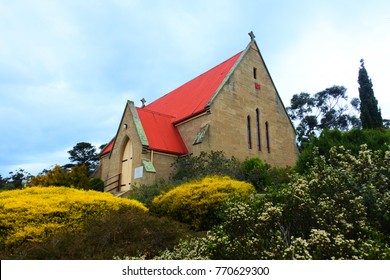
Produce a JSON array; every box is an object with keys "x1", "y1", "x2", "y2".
[
  {"x1": 237, "y1": 157, "x2": 293, "y2": 192},
  {"x1": 27, "y1": 165, "x2": 104, "y2": 191},
  {"x1": 150, "y1": 176, "x2": 255, "y2": 230},
  {"x1": 0, "y1": 169, "x2": 31, "y2": 191},
  {"x1": 297, "y1": 128, "x2": 390, "y2": 173},
  {"x1": 149, "y1": 145, "x2": 390, "y2": 260},
  {"x1": 0, "y1": 187, "x2": 146, "y2": 251},
  {"x1": 170, "y1": 151, "x2": 241, "y2": 182},
  {"x1": 238, "y1": 158, "x2": 271, "y2": 191},
  {"x1": 128, "y1": 152, "x2": 290, "y2": 212},
  {"x1": 129, "y1": 181, "x2": 176, "y2": 208},
  {"x1": 171, "y1": 151, "x2": 292, "y2": 192},
  {"x1": 0, "y1": 186, "x2": 196, "y2": 259},
  {"x1": 3, "y1": 207, "x2": 193, "y2": 260},
  {"x1": 3, "y1": 137, "x2": 389, "y2": 260}
]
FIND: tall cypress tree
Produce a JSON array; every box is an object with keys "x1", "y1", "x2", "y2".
[{"x1": 358, "y1": 59, "x2": 383, "y2": 129}]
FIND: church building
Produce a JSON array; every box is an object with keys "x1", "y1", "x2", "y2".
[{"x1": 95, "y1": 33, "x2": 298, "y2": 195}]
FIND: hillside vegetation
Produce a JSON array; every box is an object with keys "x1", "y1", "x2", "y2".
[
  {"x1": 0, "y1": 187, "x2": 146, "y2": 250},
  {"x1": 151, "y1": 176, "x2": 255, "y2": 230},
  {"x1": 0, "y1": 187, "x2": 192, "y2": 259},
  {"x1": 1, "y1": 129, "x2": 389, "y2": 259},
  {"x1": 153, "y1": 145, "x2": 390, "y2": 260}
]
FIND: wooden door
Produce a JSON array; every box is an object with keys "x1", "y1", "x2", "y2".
[{"x1": 120, "y1": 139, "x2": 133, "y2": 190}]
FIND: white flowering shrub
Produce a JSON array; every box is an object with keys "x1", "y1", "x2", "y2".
[
  {"x1": 207, "y1": 197, "x2": 288, "y2": 259},
  {"x1": 155, "y1": 237, "x2": 210, "y2": 260},
  {"x1": 274, "y1": 145, "x2": 389, "y2": 259},
  {"x1": 161, "y1": 145, "x2": 389, "y2": 260},
  {"x1": 283, "y1": 237, "x2": 311, "y2": 260}
]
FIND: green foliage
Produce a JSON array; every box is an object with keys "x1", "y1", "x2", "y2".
[
  {"x1": 241, "y1": 160, "x2": 293, "y2": 191},
  {"x1": 171, "y1": 152, "x2": 292, "y2": 192},
  {"x1": 3, "y1": 207, "x2": 193, "y2": 260},
  {"x1": 265, "y1": 166, "x2": 295, "y2": 190},
  {"x1": 128, "y1": 181, "x2": 175, "y2": 208},
  {"x1": 0, "y1": 175, "x2": 5, "y2": 189},
  {"x1": 236, "y1": 157, "x2": 293, "y2": 192},
  {"x1": 297, "y1": 128, "x2": 390, "y2": 173},
  {"x1": 67, "y1": 142, "x2": 99, "y2": 174},
  {"x1": 68, "y1": 165, "x2": 91, "y2": 188},
  {"x1": 238, "y1": 158, "x2": 272, "y2": 192},
  {"x1": 27, "y1": 164, "x2": 100, "y2": 190},
  {"x1": 287, "y1": 85, "x2": 360, "y2": 144},
  {"x1": 0, "y1": 169, "x2": 31, "y2": 191},
  {"x1": 208, "y1": 196, "x2": 288, "y2": 259},
  {"x1": 170, "y1": 151, "x2": 241, "y2": 182},
  {"x1": 150, "y1": 176, "x2": 256, "y2": 230},
  {"x1": 89, "y1": 178, "x2": 104, "y2": 192},
  {"x1": 3, "y1": 136, "x2": 389, "y2": 260},
  {"x1": 158, "y1": 146, "x2": 390, "y2": 260},
  {"x1": 154, "y1": 237, "x2": 210, "y2": 260},
  {"x1": 358, "y1": 59, "x2": 383, "y2": 129},
  {"x1": 282, "y1": 145, "x2": 389, "y2": 259}
]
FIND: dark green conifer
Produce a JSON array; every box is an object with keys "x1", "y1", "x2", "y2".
[{"x1": 358, "y1": 59, "x2": 383, "y2": 129}]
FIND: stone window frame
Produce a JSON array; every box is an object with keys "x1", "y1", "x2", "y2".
[
  {"x1": 265, "y1": 121, "x2": 270, "y2": 153},
  {"x1": 256, "y1": 108, "x2": 261, "y2": 151},
  {"x1": 247, "y1": 115, "x2": 252, "y2": 149}
]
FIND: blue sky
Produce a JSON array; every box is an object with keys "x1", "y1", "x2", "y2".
[{"x1": 1, "y1": 0, "x2": 389, "y2": 176}]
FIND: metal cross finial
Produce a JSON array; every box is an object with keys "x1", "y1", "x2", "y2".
[
  {"x1": 140, "y1": 98, "x2": 146, "y2": 108},
  {"x1": 248, "y1": 31, "x2": 255, "y2": 40}
]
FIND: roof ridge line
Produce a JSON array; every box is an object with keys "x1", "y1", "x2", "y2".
[
  {"x1": 206, "y1": 47, "x2": 248, "y2": 107},
  {"x1": 146, "y1": 50, "x2": 244, "y2": 108},
  {"x1": 137, "y1": 107, "x2": 176, "y2": 119}
]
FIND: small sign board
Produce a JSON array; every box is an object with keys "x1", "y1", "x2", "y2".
[{"x1": 134, "y1": 166, "x2": 143, "y2": 179}]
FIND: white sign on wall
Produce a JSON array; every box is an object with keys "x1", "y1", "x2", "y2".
[{"x1": 134, "y1": 166, "x2": 143, "y2": 179}]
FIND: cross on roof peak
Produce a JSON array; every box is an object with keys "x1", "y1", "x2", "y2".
[
  {"x1": 140, "y1": 98, "x2": 146, "y2": 108},
  {"x1": 248, "y1": 31, "x2": 255, "y2": 40}
]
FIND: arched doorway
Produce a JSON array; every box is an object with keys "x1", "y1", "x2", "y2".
[{"x1": 120, "y1": 138, "x2": 133, "y2": 191}]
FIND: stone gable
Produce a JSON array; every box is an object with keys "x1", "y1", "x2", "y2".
[{"x1": 96, "y1": 36, "x2": 298, "y2": 194}]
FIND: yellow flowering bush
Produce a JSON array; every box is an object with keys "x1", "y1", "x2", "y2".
[
  {"x1": 0, "y1": 186, "x2": 147, "y2": 250},
  {"x1": 150, "y1": 176, "x2": 255, "y2": 230}
]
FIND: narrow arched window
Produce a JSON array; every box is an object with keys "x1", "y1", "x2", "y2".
[
  {"x1": 256, "y1": 109, "x2": 261, "y2": 151},
  {"x1": 247, "y1": 115, "x2": 252, "y2": 149},
  {"x1": 265, "y1": 121, "x2": 270, "y2": 153}
]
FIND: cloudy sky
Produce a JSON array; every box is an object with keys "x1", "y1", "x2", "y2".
[{"x1": 1, "y1": 0, "x2": 389, "y2": 176}]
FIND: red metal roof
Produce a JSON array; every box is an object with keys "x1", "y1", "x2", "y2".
[
  {"x1": 100, "y1": 138, "x2": 114, "y2": 156},
  {"x1": 136, "y1": 108, "x2": 188, "y2": 154},
  {"x1": 144, "y1": 51, "x2": 243, "y2": 122},
  {"x1": 101, "y1": 51, "x2": 242, "y2": 156}
]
